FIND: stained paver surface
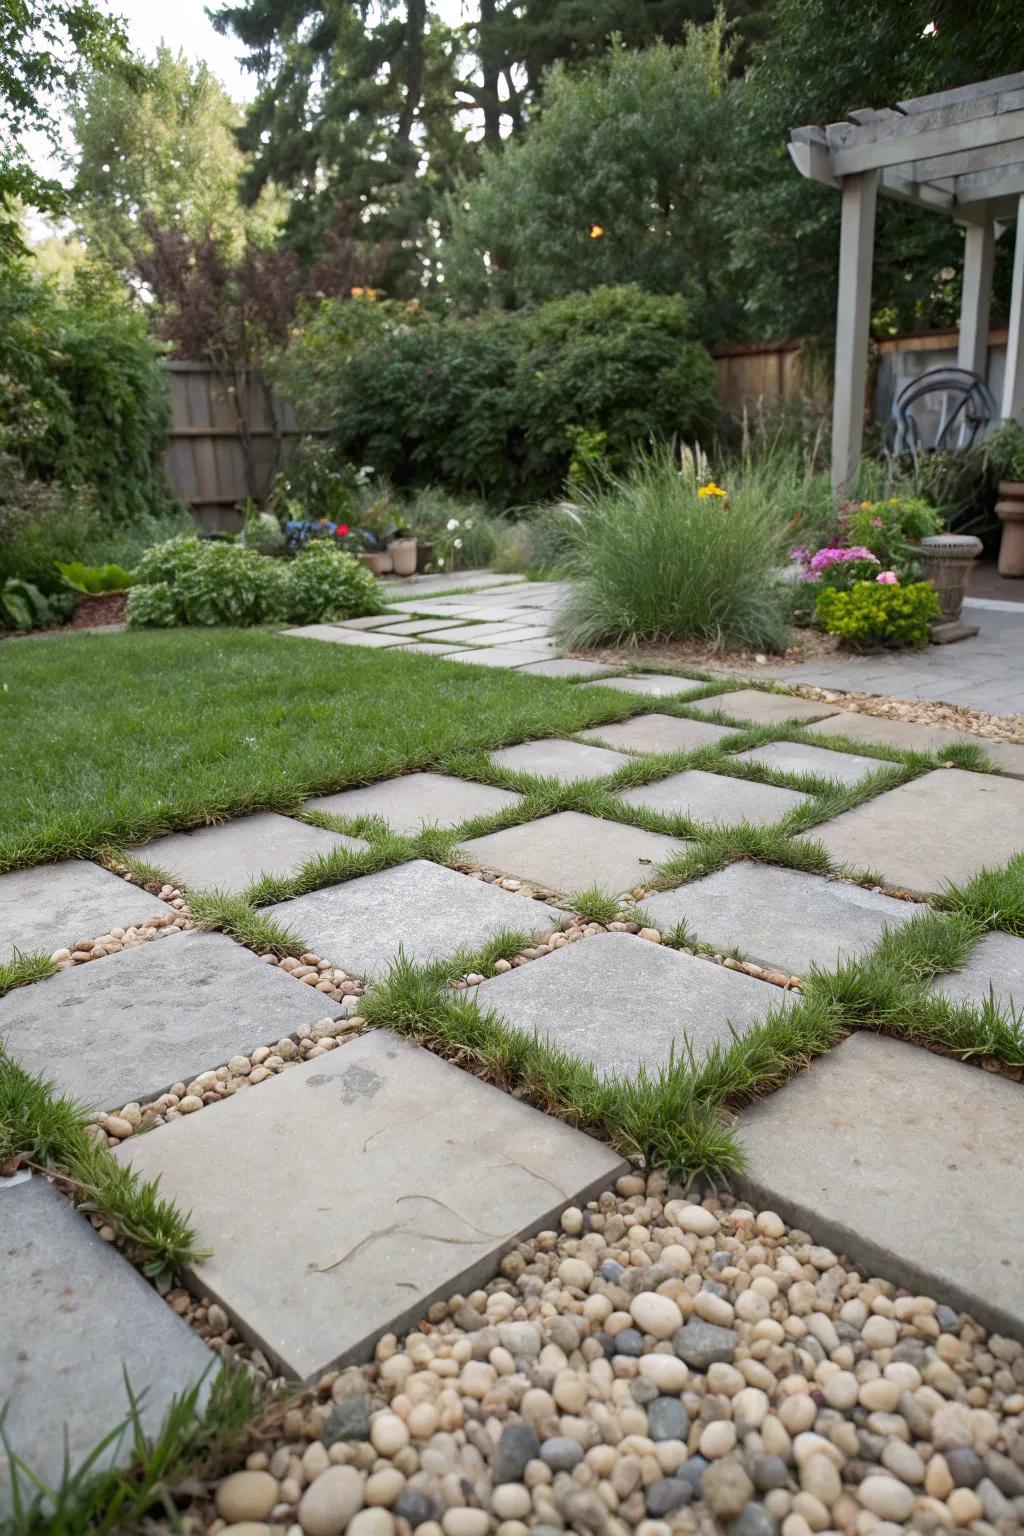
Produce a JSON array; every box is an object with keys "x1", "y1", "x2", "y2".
[
  {"x1": 618, "y1": 768, "x2": 810, "y2": 827},
  {"x1": 736, "y1": 1032, "x2": 1024, "y2": 1337},
  {"x1": 114, "y1": 1034, "x2": 626, "y2": 1380},
  {"x1": 1, "y1": 1175, "x2": 214, "y2": 1507},
  {"x1": 490, "y1": 738, "x2": 628, "y2": 782},
  {"x1": 128, "y1": 813, "x2": 368, "y2": 894},
  {"x1": 932, "y1": 929, "x2": 1024, "y2": 1016},
  {"x1": 475, "y1": 932, "x2": 790, "y2": 1076},
  {"x1": 0, "y1": 931, "x2": 341, "y2": 1110},
  {"x1": 579, "y1": 714, "x2": 736, "y2": 755},
  {"x1": 0, "y1": 859, "x2": 176, "y2": 959},
  {"x1": 688, "y1": 689, "x2": 839, "y2": 726},
  {"x1": 643, "y1": 862, "x2": 919, "y2": 976},
  {"x1": 266, "y1": 861, "x2": 559, "y2": 975},
  {"x1": 304, "y1": 773, "x2": 522, "y2": 834},
  {"x1": 815, "y1": 768, "x2": 1024, "y2": 894},
  {"x1": 732, "y1": 740, "x2": 886, "y2": 786},
  {"x1": 459, "y1": 811, "x2": 681, "y2": 894}
]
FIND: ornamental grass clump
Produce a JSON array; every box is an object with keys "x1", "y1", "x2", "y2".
[{"x1": 555, "y1": 448, "x2": 792, "y2": 653}]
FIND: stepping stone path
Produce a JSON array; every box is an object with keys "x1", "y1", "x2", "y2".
[
  {"x1": 518, "y1": 657, "x2": 615, "y2": 678},
  {"x1": 266, "y1": 860, "x2": 560, "y2": 976},
  {"x1": 0, "y1": 858, "x2": 176, "y2": 959},
  {"x1": 459, "y1": 810, "x2": 681, "y2": 895},
  {"x1": 816, "y1": 767, "x2": 1024, "y2": 894},
  {"x1": 643, "y1": 861, "x2": 920, "y2": 977},
  {"x1": 128, "y1": 812, "x2": 368, "y2": 895},
  {"x1": 688, "y1": 688, "x2": 839, "y2": 725},
  {"x1": 0, "y1": 931, "x2": 344, "y2": 1111},
  {"x1": 282, "y1": 625, "x2": 412, "y2": 647},
  {"x1": 581, "y1": 673, "x2": 707, "y2": 698},
  {"x1": 449, "y1": 646, "x2": 557, "y2": 667},
  {"x1": 732, "y1": 738, "x2": 888, "y2": 786},
  {"x1": 489, "y1": 737, "x2": 629, "y2": 781},
  {"x1": 1, "y1": 1175, "x2": 212, "y2": 1509},
  {"x1": 810, "y1": 709, "x2": 1024, "y2": 777},
  {"x1": 932, "y1": 929, "x2": 1024, "y2": 1015},
  {"x1": 114, "y1": 1033, "x2": 625, "y2": 1379},
  {"x1": 580, "y1": 713, "x2": 736, "y2": 755},
  {"x1": 304, "y1": 772, "x2": 522, "y2": 835},
  {"x1": 736, "y1": 1031, "x2": 1024, "y2": 1336},
  {"x1": 475, "y1": 931, "x2": 790, "y2": 1076},
  {"x1": 618, "y1": 767, "x2": 810, "y2": 827}
]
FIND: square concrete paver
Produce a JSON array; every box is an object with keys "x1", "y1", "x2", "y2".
[
  {"x1": 282, "y1": 625, "x2": 411, "y2": 647},
  {"x1": 490, "y1": 738, "x2": 629, "y2": 782},
  {"x1": 732, "y1": 740, "x2": 886, "y2": 787},
  {"x1": 1, "y1": 1176, "x2": 213, "y2": 1507},
  {"x1": 476, "y1": 932, "x2": 789, "y2": 1078},
  {"x1": 688, "y1": 689, "x2": 839, "y2": 726},
  {"x1": 400, "y1": 642, "x2": 468, "y2": 656},
  {"x1": 459, "y1": 811, "x2": 681, "y2": 895},
  {"x1": 115, "y1": 1034, "x2": 626, "y2": 1379},
  {"x1": 518, "y1": 659, "x2": 617, "y2": 679},
  {"x1": 449, "y1": 647, "x2": 555, "y2": 668},
  {"x1": 580, "y1": 714, "x2": 736, "y2": 755},
  {"x1": 735, "y1": 1032, "x2": 1024, "y2": 1337},
  {"x1": 815, "y1": 768, "x2": 1024, "y2": 894},
  {"x1": 809, "y1": 712, "x2": 1024, "y2": 779},
  {"x1": 643, "y1": 862, "x2": 919, "y2": 976},
  {"x1": 932, "y1": 930, "x2": 1024, "y2": 1016},
  {"x1": 266, "y1": 860, "x2": 559, "y2": 976},
  {"x1": 580, "y1": 674, "x2": 707, "y2": 700},
  {"x1": 0, "y1": 931, "x2": 342, "y2": 1111},
  {"x1": 618, "y1": 769, "x2": 810, "y2": 827},
  {"x1": 128, "y1": 813, "x2": 368, "y2": 895},
  {"x1": 334, "y1": 614, "x2": 406, "y2": 630},
  {"x1": 0, "y1": 859, "x2": 176, "y2": 960},
  {"x1": 303, "y1": 773, "x2": 522, "y2": 834},
  {"x1": 433, "y1": 623, "x2": 551, "y2": 645},
  {"x1": 372, "y1": 618, "x2": 470, "y2": 635}
]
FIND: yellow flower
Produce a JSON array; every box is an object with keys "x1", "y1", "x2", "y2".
[
  {"x1": 698, "y1": 482, "x2": 727, "y2": 498},
  {"x1": 350, "y1": 286, "x2": 365, "y2": 297},
  {"x1": 860, "y1": 500, "x2": 872, "y2": 509},
  {"x1": 589, "y1": 223, "x2": 605, "y2": 239},
  {"x1": 889, "y1": 496, "x2": 900, "y2": 504}
]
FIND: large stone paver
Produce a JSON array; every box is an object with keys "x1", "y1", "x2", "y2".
[
  {"x1": 0, "y1": 859, "x2": 176, "y2": 960},
  {"x1": 266, "y1": 861, "x2": 559, "y2": 975},
  {"x1": 282, "y1": 625, "x2": 411, "y2": 647},
  {"x1": 809, "y1": 711, "x2": 1024, "y2": 778},
  {"x1": 128, "y1": 813, "x2": 368, "y2": 895},
  {"x1": 476, "y1": 932, "x2": 789, "y2": 1077},
  {"x1": 735, "y1": 1032, "x2": 1024, "y2": 1337},
  {"x1": 304, "y1": 773, "x2": 522, "y2": 834},
  {"x1": 372, "y1": 617, "x2": 472, "y2": 635},
  {"x1": 688, "y1": 689, "x2": 839, "y2": 726},
  {"x1": 490, "y1": 738, "x2": 629, "y2": 782},
  {"x1": 518, "y1": 658, "x2": 617, "y2": 679},
  {"x1": 932, "y1": 930, "x2": 1024, "y2": 1016},
  {"x1": 115, "y1": 1034, "x2": 626, "y2": 1380},
  {"x1": 449, "y1": 646, "x2": 555, "y2": 668},
  {"x1": 732, "y1": 740, "x2": 887, "y2": 786},
  {"x1": 431, "y1": 623, "x2": 551, "y2": 645},
  {"x1": 1, "y1": 1176, "x2": 214, "y2": 1508},
  {"x1": 815, "y1": 768, "x2": 1024, "y2": 894},
  {"x1": 0, "y1": 931, "x2": 341, "y2": 1111},
  {"x1": 580, "y1": 674, "x2": 707, "y2": 700},
  {"x1": 459, "y1": 811, "x2": 681, "y2": 895},
  {"x1": 580, "y1": 714, "x2": 735, "y2": 755},
  {"x1": 643, "y1": 861, "x2": 919, "y2": 976},
  {"x1": 618, "y1": 768, "x2": 810, "y2": 827}
]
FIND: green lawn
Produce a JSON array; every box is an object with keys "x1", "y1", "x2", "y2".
[{"x1": 0, "y1": 628, "x2": 630, "y2": 871}]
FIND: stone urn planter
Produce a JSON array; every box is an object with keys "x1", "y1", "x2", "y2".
[
  {"x1": 388, "y1": 536, "x2": 418, "y2": 577},
  {"x1": 916, "y1": 532, "x2": 983, "y2": 643},
  {"x1": 995, "y1": 481, "x2": 1024, "y2": 577},
  {"x1": 358, "y1": 550, "x2": 392, "y2": 576}
]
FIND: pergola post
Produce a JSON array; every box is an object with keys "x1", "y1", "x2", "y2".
[
  {"x1": 1002, "y1": 192, "x2": 1024, "y2": 421},
  {"x1": 957, "y1": 217, "x2": 995, "y2": 377},
  {"x1": 831, "y1": 170, "x2": 879, "y2": 495}
]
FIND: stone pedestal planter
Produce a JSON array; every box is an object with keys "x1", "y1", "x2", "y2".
[
  {"x1": 388, "y1": 537, "x2": 417, "y2": 577},
  {"x1": 995, "y1": 480, "x2": 1024, "y2": 577},
  {"x1": 917, "y1": 532, "x2": 983, "y2": 643}
]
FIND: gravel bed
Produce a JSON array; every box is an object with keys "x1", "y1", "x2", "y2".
[
  {"x1": 163, "y1": 1175, "x2": 1024, "y2": 1536},
  {"x1": 792, "y1": 690, "x2": 1024, "y2": 746}
]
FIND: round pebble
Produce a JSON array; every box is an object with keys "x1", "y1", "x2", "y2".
[{"x1": 216, "y1": 1471, "x2": 279, "y2": 1523}]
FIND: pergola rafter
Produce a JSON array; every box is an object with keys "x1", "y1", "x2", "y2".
[{"x1": 790, "y1": 72, "x2": 1024, "y2": 491}]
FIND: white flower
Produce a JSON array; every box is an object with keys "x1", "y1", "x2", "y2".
[
  {"x1": 453, "y1": 537, "x2": 463, "y2": 549},
  {"x1": 446, "y1": 518, "x2": 460, "y2": 531},
  {"x1": 436, "y1": 557, "x2": 446, "y2": 567},
  {"x1": 464, "y1": 518, "x2": 474, "y2": 529},
  {"x1": 358, "y1": 465, "x2": 375, "y2": 478}
]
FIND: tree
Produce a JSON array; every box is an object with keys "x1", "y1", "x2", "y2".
[
  {"x1": 0, "y1": 0, "x2": 127, "y2": 252},
  {"x1": 443, "y1": 27, "x2": 740, "y2": 340},
  {"x1": 66, "y1": 45, "x2": 282, "y2": 275}
]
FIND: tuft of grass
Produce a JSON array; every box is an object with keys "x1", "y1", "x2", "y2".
[
  {"x1": 654, "y1": 825, "x2": 832, "y2": 889},
  {"x1": 567, "y1": 886, "x2": 621, "y2": 925},
  {"x1": 0, "y1": 1047, "x2": 203, "y2": 1285},
  {"x1": 186, "y1": 890, "x2": 304, "y2": 957},
  {"x1": 936, "y1": 852, "x2": 1024, "y2": 937},
  {"x1": 0, "y1": 948, "x2": 57, "y2": 997}
]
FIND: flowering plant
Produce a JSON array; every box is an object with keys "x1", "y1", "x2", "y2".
[{"x1": 816, "y1": 579, "x2": 939, "y2": 649}]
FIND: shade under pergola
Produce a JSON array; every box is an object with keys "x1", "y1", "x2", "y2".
[{"x1": 789, "y1": 71, "x2": 1024, "y2": 491}]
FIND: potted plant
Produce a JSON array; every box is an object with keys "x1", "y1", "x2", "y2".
[
  {"x1": 387, "y1": 525, "x2": 417, "y2": 577},
  {"x1": 984, "y1": 421, "x2": 1024, "y2": 576}
]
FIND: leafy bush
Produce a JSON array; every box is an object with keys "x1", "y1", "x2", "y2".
[
  {"x1": 127, "y1": 536, "x2": 384, "y2": 628},
  {"x1": 842, "y1": 496, "x2": 941, "y2": 570},
  {"x1": 983, "y1": 419, "x2": 1024, "y2": 482},
  {"x1": 406, "y1": 489, "x2": 498, "y2": 572},
  {"x1": 1, "y1": 578, "x2": 73, "y2": 631},
  {"x1": 55, "y1": 561, "x2": 137, "y2": 594},
  {"x1": 815, "y1": 579, "x2": 940, "y2": 649},
  {"x1": 492, "y1": 502, "x2": 582, "y2": 578},
  {"x1": 555, "y1": 448, "x2": 793, "y2": 653}
]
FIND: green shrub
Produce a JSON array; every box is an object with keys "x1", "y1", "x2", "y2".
[
  {"x1": 55, "y1": 560, "x2": 137, "y2": 594},
  {"x1": 555, "y1": 448, "x2": 793, "y2": 653},
  {"x1": 406, "y1": 489, "x2": 498, "y2": 573},
  {"x1": 127, "y1": 536, "x2": 384, "y2": 628},
  {"x1": 492, "y1": 502, "x2": 582, "y2": 578},
  {"x1": 1, "y1": 577, "x2": 73, "y2": 631},
  {"x1": 815, "y1": 579, "x2": 940, "y2": 649},
  {"x1": 842, "y1": 496, "x2": 941, "y2": 571}
]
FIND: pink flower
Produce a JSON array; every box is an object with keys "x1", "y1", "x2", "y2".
[
  {"x1": 876, "y1": 570, "x2": 899, "y2": 585},
  {"x1": 808, "y1": 545, "x2": 879, "y2": 573},
  {"x1": 790, "y1": 546, "x2": 809, "y2": 563}
]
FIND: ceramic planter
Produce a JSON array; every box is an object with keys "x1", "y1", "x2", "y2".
[
  {"x1": 358, "y1": 551, "x2": 393, "y2": 576},
  {"x1": 388, "y1": 537, "x2": 417, "y2": 577},
  {"x1": 995, "y1": 480, "x2": 1024, "y2": 577}
]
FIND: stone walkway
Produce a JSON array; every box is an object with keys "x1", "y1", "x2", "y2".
[{"x1": 3, "y1": 569, "x2": 1024, "y2": 1517}]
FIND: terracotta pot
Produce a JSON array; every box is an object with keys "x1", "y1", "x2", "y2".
[
  {"x1": 388, "y1": 537, "x2": 417, "y2": 577},
  {"x1": 995, "y1": 480, "x2": 1024, "y2": 577},
  {"x1": 358, "y1": 551, "x2": 393, "y2": 575}
]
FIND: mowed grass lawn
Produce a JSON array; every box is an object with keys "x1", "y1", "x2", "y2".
[{"x1": 0, "y1": 628, "x2": 627, "y2": 872}]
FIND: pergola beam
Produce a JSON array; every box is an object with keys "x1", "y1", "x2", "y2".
[
  {"x1": 897, "y1": 72, "x2": 1024, "y2": 116},
  {"x1": 831, "y1": 171, "x2": 879, "y2": 494},
  {"x1": 828, "y1": 104, "x2": 1024, "y2": 177},
  {"x1": 1003, "y1": 194, "x2": 1024, "y2": 421},
  {"x1": 907, "y1": 136, "x2": 1024, "y2": 184}
]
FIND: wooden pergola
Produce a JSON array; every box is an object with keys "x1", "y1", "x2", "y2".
[{"x1": 790, "y1": 71, "x2": 1024, "y2": 492}]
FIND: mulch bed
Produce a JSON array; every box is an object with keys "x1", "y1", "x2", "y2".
[
  {"x1": 579, "y1": 627, "x2": 841, "y2": 672},
  {"x1": 1, "y1": 591, "x2": 128, "y2": 640}
]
